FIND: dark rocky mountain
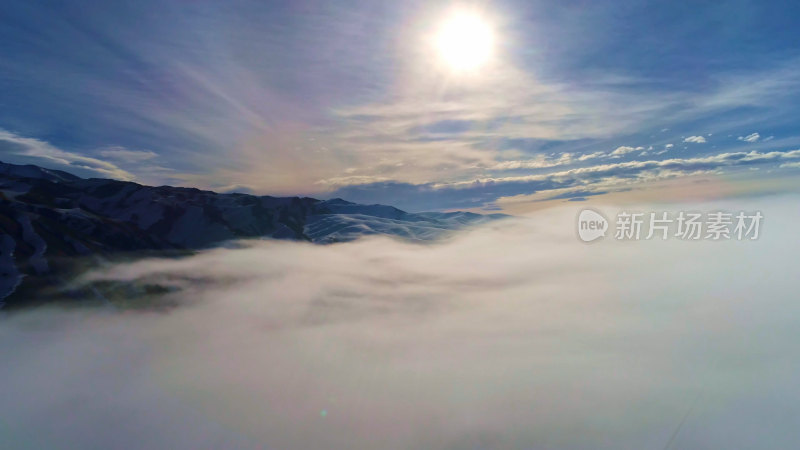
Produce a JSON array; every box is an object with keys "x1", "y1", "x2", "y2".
[{"x1": 0, "y1": 161, "x2": 505, "y2": 307}]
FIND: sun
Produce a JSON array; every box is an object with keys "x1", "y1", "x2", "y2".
[{"x1": 434, "y1": 10, "x2": 495, "y2": 72}]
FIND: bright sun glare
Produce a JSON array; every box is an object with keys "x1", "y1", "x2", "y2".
[{"x1": 435, "y1": 10, "x2": 494, "y2": 72}]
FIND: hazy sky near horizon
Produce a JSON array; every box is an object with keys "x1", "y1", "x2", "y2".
[{"x1": 2, "y1": 0, "x2": 800, "y2": 210}]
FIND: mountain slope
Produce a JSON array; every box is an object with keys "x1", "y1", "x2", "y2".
[{"x1": 0, "y1": 160, "x2": 505, "y2": 306}]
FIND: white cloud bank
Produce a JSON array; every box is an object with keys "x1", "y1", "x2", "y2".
[{"x1": 2, "y1": 195, "x2": 800, "y2": 449}]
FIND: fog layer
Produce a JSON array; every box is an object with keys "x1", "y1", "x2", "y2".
[{"x1": 2, "y1": 196, "x2": 799, "y2": 449}]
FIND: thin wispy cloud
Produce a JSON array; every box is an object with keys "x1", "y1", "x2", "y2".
[
  {"x1": 684, "y1": 136, "x2": 707, "y2": 143},
  {"x1": 739, "y1": 132, "x2": 761, "y2": 143},
  {"x1": 0, "y1": 130, "x2": 135, "y2": 180},
  {"x1": 98, "y1": 147, "x2": 158, "y2": 163},
  {"x1": 610, "y1": 146, "x2": 644, "y2": 156},
  {"x1": 327, "y1": 148, "x2": 800, "y2": 210}
]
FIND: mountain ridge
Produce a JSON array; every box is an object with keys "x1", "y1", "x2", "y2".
[{"x1": 0, "y1": 160, "x2": 505, "y2": 306}]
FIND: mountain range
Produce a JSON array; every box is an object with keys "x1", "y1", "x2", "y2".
[{"x1": 0, "y1": 160, "x2": 505, "y2": 307}]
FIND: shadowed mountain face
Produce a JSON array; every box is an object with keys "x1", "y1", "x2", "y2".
[{"x1": 0, "y1": 161, "x2": 504, "y2": 307}]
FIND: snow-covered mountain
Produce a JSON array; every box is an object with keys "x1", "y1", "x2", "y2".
[{"x1": 0, "y1": 161, "x2": 505, "y2": 306}]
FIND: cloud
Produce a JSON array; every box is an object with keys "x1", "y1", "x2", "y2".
[
  {"x1": 738, "y1": 132, "x2": 761, "y2": 143},
  {"x1": 578, "y1": 151, "x2": 607, "y2": 161},
  {"x1": 683, "y1": 136, "x2": 707, "y2": 143},
  {"x1": 610, "y1": 146, "x2": 644, "y2": 156},
  {"x1": 460, "y1": 149, "x2": 800, "y2": 186},
  {"x1": 6, "y1": 1, "x2": 800, "y2": 197},
  {"x1": 323, "y1": 57, "x2": 800, "y2": 193},
  {"x1": 326, "y1": 149, "x2": 800, "y2": 210},
  {"x1": 490, "y1": 153, "x2": 573, "y2": 170},
  {"x1": 98, "y1": 147, "x2": 158, "y2": 162},
  {"x1": 2, "y1": 195, "x2": 800, "y2": 449},
  {"x1": 0, "y1": 130, "x2": 135, "y2": 180}
]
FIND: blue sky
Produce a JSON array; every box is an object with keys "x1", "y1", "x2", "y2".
[{"x1": 2, "y1": 0, "x2": 800, "y2": 211}]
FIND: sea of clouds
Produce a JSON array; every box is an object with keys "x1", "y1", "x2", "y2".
[{"x1": 1, "y1": 194, "x2": 799, "y2": 449}]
